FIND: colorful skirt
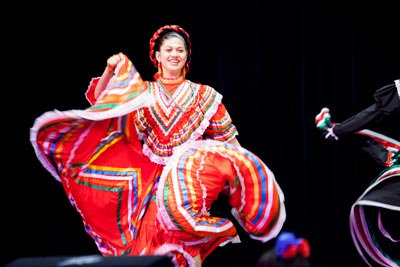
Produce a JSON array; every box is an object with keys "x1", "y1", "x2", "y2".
[
  {"x1": 155, "y1": 140, "x2": 286, "y2": 265},
  {"x1": 350, "y1": 165, "x2": 400, "y2": 267},
  {"x1": 30, "y1": 54, "x2": 286, "y2": 267}
]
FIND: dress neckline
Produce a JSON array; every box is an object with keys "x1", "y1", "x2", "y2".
[{"x1": 158, "y1": 76, "x2": 184, "y2": 85}]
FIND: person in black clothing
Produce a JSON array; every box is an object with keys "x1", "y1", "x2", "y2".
[
  {"x1": 315, "y1": 79, "x2": 400, "y2": 167},
  {"x1": 315, "y1": 79, "x2": 400, "y2": 267}
]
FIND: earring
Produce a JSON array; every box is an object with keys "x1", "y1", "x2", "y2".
[
  {"x1": 158, "y1": 62, "x2": 162, "y2": 76},
  {"x1": 181, "y1": 67, "x2": 186, "y2": 78}
]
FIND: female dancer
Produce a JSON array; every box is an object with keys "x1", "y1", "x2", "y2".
[{"x1": 30, "y1": 25, "x2": 285, "y2": 267}]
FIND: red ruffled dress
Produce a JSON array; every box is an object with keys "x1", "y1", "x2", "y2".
[
  {"x1": 155, "y1": 139, "x2": 286, "y2": 266},
  {"x1": 30, "y1": 55, "x2": 285, "y2": 267}
]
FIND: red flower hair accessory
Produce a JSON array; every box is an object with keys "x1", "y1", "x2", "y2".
[
  {"x1": 149, "y1": 25, "x2": 192, "y2": 73},
  {"x1": 275, "y1": 231, "x2": 311, "y2": 259}
]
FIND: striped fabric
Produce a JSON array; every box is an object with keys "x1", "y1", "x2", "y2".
[
  {"x1": 349, "y1": 130, "x2": 400, "y2": 267},
  {"x1": 135, "y1": 80, "x2": 237, "y2": 165},
  {"x1": 31, "y1": 110, "x2": 163, "y2": 255},
  {"x1": 84, "y1": 55, "x2": 238, "y2": 166},
  {"x1": 350, "y1": 165, "x2": 400, "y2": 267},
  {"x1": 30, "y1": 56, "x2": 162, "y2": 256},
  {"x1": 358, "y1": 129, "x2": 400, "y2": 155},
  {"x1": 156, "y1": 140, "x2": 286, "y2": 248},
  {"x1": 85, "y1": 55, "x2": 153, "y2": 115},
  {"x1": 30, "y1": 55, "x2": 269, "y2": 267}
]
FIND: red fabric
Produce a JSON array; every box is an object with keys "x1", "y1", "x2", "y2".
[
  {"x1": 30, "y1": 55, "x2": 279, "y2": 267},
  {"x1": 156, "y1": 140, "x2": 286, "y2": 248}
]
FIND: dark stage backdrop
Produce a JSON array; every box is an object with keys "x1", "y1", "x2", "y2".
[{"x1": 5, "y1": 1, "x2": 399, "y2": 267}]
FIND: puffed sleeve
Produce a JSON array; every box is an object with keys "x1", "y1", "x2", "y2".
[{"x1": 203, "y1": 103, "x2": 238, "y2": 142}]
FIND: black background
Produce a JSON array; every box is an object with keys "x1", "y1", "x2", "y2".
[{"x1": 4, "y1": 1, "x2": 399, "y2": 266}]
